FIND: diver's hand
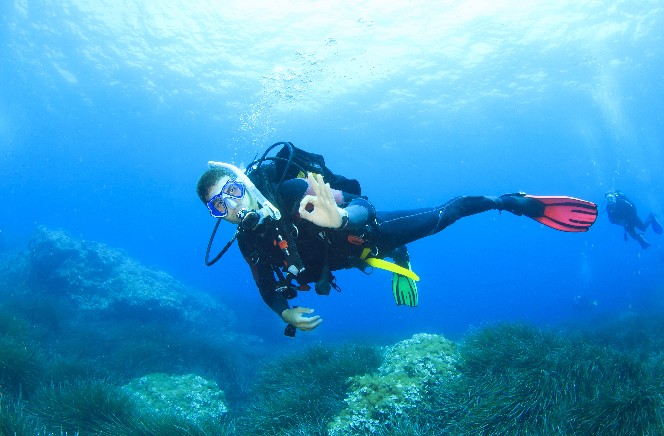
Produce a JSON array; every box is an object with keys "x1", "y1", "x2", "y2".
[
  {"x1": 281, "y1": 307, "x2": 322, "y2": 331},
  {"x1": 298, "y1": 173, "x2": 344, "y2": 228}
]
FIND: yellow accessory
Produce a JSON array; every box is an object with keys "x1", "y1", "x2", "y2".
[
  {"x1": 297, "y1": 170, "x2": 321, "y2": 179},
  {"x1": 360, "y1": 248, "x2": 420, "y2": 281}
]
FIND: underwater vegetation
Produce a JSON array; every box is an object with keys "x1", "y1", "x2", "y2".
[
  {"x1": 0, "y1": 395, "x2": 43, "y2": 436},
  {"x1": 2, "y1": 227, "x2": 664, "y2": 435},
  {"x1": 394, "y1": 322, "x2": 664, "y2": 435},
  {"x1": 237, "y1": 341, "x2": 383, "y2": 435},
  {"x1": 0, "y1": 310, "x2": 45, "y2": 398},
  {"x1": 27, "y1": 379, "x2": 134, "y2": 434}
]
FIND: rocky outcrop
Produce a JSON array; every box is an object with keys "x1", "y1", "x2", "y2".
[
  {"x1": 328, "y1": 333, "x2": 459, "y2": 435},
  {"x1": 123, "y1": 373, "x2": 228, "y2": 425},
  {"x1": 25, "y1": 226, "x2": 233, "y2": 326}
]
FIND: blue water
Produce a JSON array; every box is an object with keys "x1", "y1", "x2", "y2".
[{"x1": 1, "y1": 0, "x2": 662, "y2": 344}]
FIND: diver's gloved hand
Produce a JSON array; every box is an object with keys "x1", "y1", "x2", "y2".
[{"x1": 498, "y1": 192, "x2": 546, "y2": 218}]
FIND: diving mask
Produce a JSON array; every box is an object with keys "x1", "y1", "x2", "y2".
[{"x1": 206, "y1": 179, "x2": 246, "y2": 218}]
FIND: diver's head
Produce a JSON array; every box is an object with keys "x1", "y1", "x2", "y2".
[{"x1": 197, "y1": 166, "x2": 256, "y2": 224}]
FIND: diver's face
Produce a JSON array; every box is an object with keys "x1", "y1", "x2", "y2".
[{"x1": 206, "y1": 176, "x2": 252, "y2": 224}]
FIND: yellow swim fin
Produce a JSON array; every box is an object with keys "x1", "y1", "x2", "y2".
[{"x1": 392, "y1": 262, "x2": 418, "y2": 307}]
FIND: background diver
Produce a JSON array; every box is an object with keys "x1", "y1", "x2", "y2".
[
  {"x1": 197, "y1": 143, "x2": 599, "y2": 336},
  {"x1": 605, "y1": 190, "x2": 662, "y2": 249}
]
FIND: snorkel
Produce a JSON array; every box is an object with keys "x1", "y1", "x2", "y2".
[{"x1": 207, "y1": 161, "x2": 282, "y2": 225}]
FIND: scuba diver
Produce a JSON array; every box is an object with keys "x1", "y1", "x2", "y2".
[
  {"x1": 197, "y1": 142, "x2": 599, "y2": 336},
  {"x1": 605, "y1": 190, "x2": 662, "y2": 249}
]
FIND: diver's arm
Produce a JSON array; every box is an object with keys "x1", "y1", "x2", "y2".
[
  {"x1": 251, "y1": 259, "x2": 322, "y2": 330},
  {"x1": 251, "y1": 260, "x2": 291, "y2": 316},
  {"x1": 278, "y1": 173, "x2": 371, "y2": 230},
  {"x1": 340, "y1": 197, "x2": 375, "y2": 230},
  {"x1": 237, "y1": 237, "x2": 290, "y2": 316},
  {"x1": 298, "y1": 172, "x2": 375, "y2": 230},
  {"x1": 238, "y1": 235, "x2": 322, "y2": 331}
]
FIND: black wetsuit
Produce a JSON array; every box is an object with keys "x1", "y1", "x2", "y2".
[{"x1": 237, "y1": 177, "x2": 508, "y2": 317}]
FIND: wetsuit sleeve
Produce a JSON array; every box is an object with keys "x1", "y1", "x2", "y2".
[
  {"x1": 237, "y1": 235, "x2": 289, "y2": 317},
  {"x1": 252, "y1": 259, "x2": 290, "y2": 316},
  {"x1": 340, "y1": 197, "x2": 376, "y2": 231},
  {"x1": 278, "y1": 178, "x2": 310, "y2": 215}
]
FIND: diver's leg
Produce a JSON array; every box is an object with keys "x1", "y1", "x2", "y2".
[
  {"x1": 633, "y1": 216, "x2": 648, "y2": 232},
  {"x1": 636, "y1": 235, "x2": 651, "y2": 249},
  {"x1": 625, "y1": 226, "x2": 651, "y2": 249},
  {"x1": 646, "y1": 213, "x2": 663, "y2": 235},
  {"x1": 384, "y1": 245, "x2": 410, "y2": 267},
  {"x1": 374, "y1": 196, "x2": 500, "y2": 252},
  {"x1": 623, "y1": 204, "x2": 648, "y2": 231}
]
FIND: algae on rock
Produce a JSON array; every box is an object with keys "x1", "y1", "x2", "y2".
[
  {"x1": 122, "y1": 373, "x2": 228, "y2": 425},
  {"x1": 328, "y1": 333, "x2": 458, "y2": 435}
]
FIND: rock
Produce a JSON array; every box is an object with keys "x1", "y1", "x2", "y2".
[
  {"x1": 328, "y1": 333, "x2": 459, "y2": 435},
  {"x1": 122, "y1": 373, "x2": 228, "y2": 425},
  {"x1": 25, "y1": 226, "x2": 234, "y2": 326}
]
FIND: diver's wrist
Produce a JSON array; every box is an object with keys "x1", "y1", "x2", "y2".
[{"x1": 338, "y1": 208, "x2": 349, "y2": 229}]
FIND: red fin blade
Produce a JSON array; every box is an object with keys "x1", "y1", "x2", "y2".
[{"x1": 525, "y1": 196, "x2": 598, "y2": 232}]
